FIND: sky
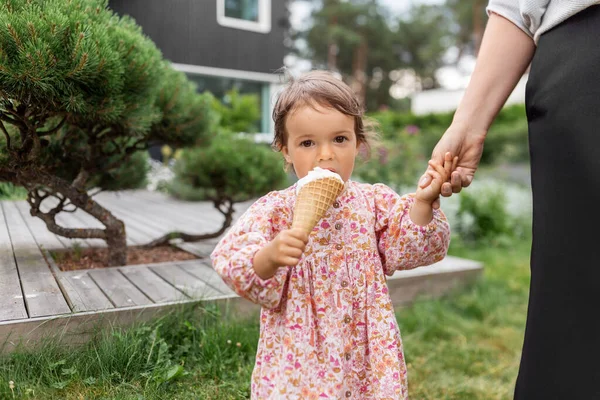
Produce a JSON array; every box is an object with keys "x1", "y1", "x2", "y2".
[
  {"x1": 378, "y1": 0, "x2": 445, "y2": 15},
  {"x1": 290, "y1": 0, "x2": 445, "y2": 29}
]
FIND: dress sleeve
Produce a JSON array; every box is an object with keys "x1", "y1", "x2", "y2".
[
  {"x1": 210, "y1": 192, "x2": 292, "y2": 309},
  {"x1": 486, "y1": 0, "x2": 551, "y2": 39},
  {"x1": 373, "y1": 184, "x2": 450, "y2": 275}
]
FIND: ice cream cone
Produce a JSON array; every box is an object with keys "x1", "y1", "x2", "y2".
[{"x1": 292, "y1": 175, "x2": 344, "y2": 235}]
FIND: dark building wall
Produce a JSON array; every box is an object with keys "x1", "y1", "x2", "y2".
[{"x1": 108, "y1": 0, "x2": 288, "y2": 74}]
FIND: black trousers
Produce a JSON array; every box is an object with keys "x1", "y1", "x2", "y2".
[{"x1": 515, "y1": 6, "x2": 600, "y2": 399}]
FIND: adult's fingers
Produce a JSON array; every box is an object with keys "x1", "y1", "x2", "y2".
[
  {"x1": 441, "y1": 182, "x2": 453, "y2": 197},
  {"x1": 462, "y1": 173, "x2": 474, "y2": 188},
  {"x1": 432, "y1": 196, "x2": 440, "y2": 210},
  {"x1": 451, "y1": 171, "x2": 463, "y2": 193}
]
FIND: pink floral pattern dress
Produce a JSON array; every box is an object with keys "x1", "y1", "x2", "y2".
[{"x1": 211, "y1": 180, "x2": 450, "y2": 399}]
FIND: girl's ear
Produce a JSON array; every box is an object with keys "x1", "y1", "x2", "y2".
[{"x1": 282, "y1": 146, "x2": 291, "y2": 163}]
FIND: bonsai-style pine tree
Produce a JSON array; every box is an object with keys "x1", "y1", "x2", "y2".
[
  {"x1": 148, "y1": 132, "x2": 287, "y2": 247},
  {"x1": 0, "y1": 0, "x2": 212, "y2": 265}
]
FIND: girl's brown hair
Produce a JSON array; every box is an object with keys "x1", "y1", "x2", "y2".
[{"x1": 271, "y1": 70, "x2": 378, "y2": 158}]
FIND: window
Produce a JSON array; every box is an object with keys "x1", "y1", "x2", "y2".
[
  {"x1": 217, "y1": 0, "x2": 271, "y2": 33},
  {"x1": 186, "y1": 74, "x2": 265, "y2": 132}
]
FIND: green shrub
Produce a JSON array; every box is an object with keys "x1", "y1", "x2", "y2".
[
  {"x1": 354, "y1": 128, "x2": 425, "y2": 189},
  {"x1": 211, "y1": 90, "x2": 261, "y2": 134},
  {"x1": 453, "y1": 185, "x2": 531, "y2": 247},
  {"x1": 169, "y1": 133, "x2": 287, "y2": 202},
  {"x1": 456, "y1": 189, "x2": 510, "y2": 242},
  {"x1": 0, "y1": 182, "x2": 27, "y2": 200},
  {"x1": 90, "y1": 151, "x2": 150, "y2": 191},
  {"x1": 484, "y1": 118, "x2": 529, "y2": 164},
  {"x1": 164, "y1": 180, "x2": 213, "y2": 202},
  {"x1": 368, "y1": 104, "x2": 529, "y2": 165}
]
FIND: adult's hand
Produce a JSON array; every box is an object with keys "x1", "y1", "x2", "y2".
[{"x1": 419, "y1": 123, "x2": 487, "y2": 209}]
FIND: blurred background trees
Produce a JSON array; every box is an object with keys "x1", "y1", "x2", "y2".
[{"x1": 289, "y1": 0, "x2": 488, "y2": 111}]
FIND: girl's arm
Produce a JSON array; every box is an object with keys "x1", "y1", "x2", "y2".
[
  {"x1": 374, "y1": 184, "x2": 450, "y2": 275},
  {"x1": 210, "y1": 193, "x2": 292, "y2": 309}
]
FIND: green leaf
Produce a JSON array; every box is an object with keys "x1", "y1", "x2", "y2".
[
  {"x1": 48, "y1": 359, "x2": 66, "y2": 370},
  {"x1": 164, "y1": 364, "x2": 184, "y2": 382},
  {"x1": 51, "y1": 381, "x2": 69, "y2": 389},
  {"x1": 61, "y1": 367, "x2": 77, "y2": 376},
  {"x1": 83, "y1": 376, "x2": 96, "y2": 385}
]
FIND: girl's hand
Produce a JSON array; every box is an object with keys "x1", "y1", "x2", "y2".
[
  {"x1": 415, "y1": 152, "x2": 456, "y2": 205},
  {"x1": 266, "y1": 228, "x2": 309, "y2": 268},
  {"x1": 253, "y1": 228, "x2": 308, "y2": 279}
]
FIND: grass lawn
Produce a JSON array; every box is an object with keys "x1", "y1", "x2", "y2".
[
  {"x1": 402, "y1": 240, "x2": 530, "y2": 399},
  {"x1": 0, "y1": 240, "x2": 531, "y2": 399}
]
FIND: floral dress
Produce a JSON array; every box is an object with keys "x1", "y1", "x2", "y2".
[{"x1": 211, "y1": 180, "x2": 450, "y2": 399}]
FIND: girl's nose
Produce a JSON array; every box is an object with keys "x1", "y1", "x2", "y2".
[{"x1": 318, "y1": 145, "x2": 334, "y2": 161}]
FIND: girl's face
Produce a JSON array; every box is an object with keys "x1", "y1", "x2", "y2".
[{"x1": 282, "y1": 103, "x2": 359, "y2": 182}]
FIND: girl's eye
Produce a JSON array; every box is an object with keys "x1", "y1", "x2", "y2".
[
  {"x1": 300, "y1": 140, "x2": 313, "y2": 147},
  {"x1": 334, "y1": 136, "x2": 348, "y2": 143}
]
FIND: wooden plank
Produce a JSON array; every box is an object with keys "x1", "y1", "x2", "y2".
[
  {"x1": 14, "y1": 201, "x2": 66, "y2": 250},
  {"x1": 176, "y1": 240, "x2": 220, "y2": 258},
  {"x1": 0, "y1": 295, "x2": 258, "y2": 354},
  {"x1": 120, "y1": 191, "x2": 225, "y2": 226},
  {"x1": 0, "y1": 202, "x2": 28, "y2": 321},
  {"x1": 119, "y1": 266, "x2": 188, "y2": 303},
  {"x1": 115, "y1": 189, "x2": 254, "y2": 221},
  {"x1": 178, "y1": 261, "x2": 236, "y2": 296},
  {"x1": 149, "y1": 264, "x2": 223, "y2": 299},
  {"x1": 105, "y1": 199, "x2": 197, "y2": 238},
  {"x1": 86, "y1": 197, "x2": 164, "y2": 246},
  {"x1": 88, "y1": 268, "x2": 152, "y2": 307},
  {"x1": 59, "y1": 271, "x2": 114, "y2": 312},
  {"x1": 1, "y1": 202, "x2": 71, "y2": 318},
  {"x1": 98, "y1": 192, "x2": 222, "y2": 234},
  {"x1": 91, "y1": 199, "x2": 166, "y2": 243},
  {"x1": 81, "y1": 197, "x2": 164, "y2": 245},
  {"x1": 99, "y1": 191, "x2": 253, "y2": 249}
]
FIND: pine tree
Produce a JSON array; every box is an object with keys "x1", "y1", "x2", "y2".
[{"x1": 0, "y1": 0, "x2": 212, "y2": 266}]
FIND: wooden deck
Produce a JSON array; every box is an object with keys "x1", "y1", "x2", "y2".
[{"x1": 0, "y1": 190, "x2": 483, "y2": 352}]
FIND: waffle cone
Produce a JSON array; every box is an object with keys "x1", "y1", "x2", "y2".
[{"x1": 292, "y1": 177, "x2": 344, "y2": 235}]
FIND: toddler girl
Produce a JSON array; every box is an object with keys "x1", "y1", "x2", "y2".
[{"x1": 211, "y1": 70, "x2": 452, "y2": 399}]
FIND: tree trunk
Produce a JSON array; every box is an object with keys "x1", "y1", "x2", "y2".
[
  {"x1": 144, "y1": 197, "x2": 234, "y2": 248},
  {"x1": 351, "y1": 38, "x2": 369, "y2": 106},
  {"x1": 104, "y1": 219, "x2": 127, "y2": 266},
  {"x1": 327, "y1": 12, "x2": 338, "y2": 71},
  {"x1": 473, "y1": 0, "x2": 485, "y2": 57},
  {"x1": 22, "y1": 170, "x2": 128, "y2": 266}
]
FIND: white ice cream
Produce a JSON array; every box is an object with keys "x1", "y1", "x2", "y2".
[{"x1": 295, "y1": 167, "x2": 344, "y2": 194}]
